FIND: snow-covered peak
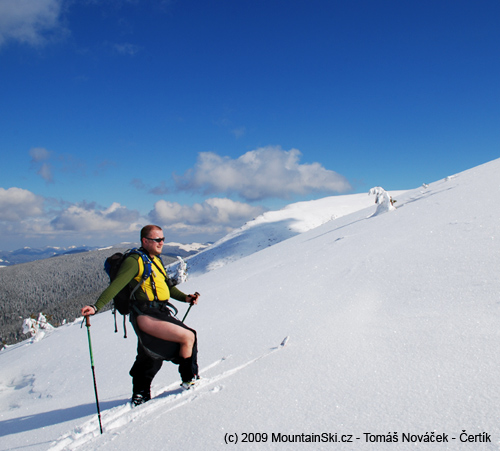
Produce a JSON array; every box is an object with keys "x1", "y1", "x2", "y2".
[{"x1": 164, "y1": 242, "x2": 209, "y2": 253}]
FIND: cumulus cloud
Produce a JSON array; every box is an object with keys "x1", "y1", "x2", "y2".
[
  {"x1": 150, "y1": 197, "x2": 265, "y2": 235},
  {"x1": 0, "y1": 190, "x2": 151, "y2": 248},
  {"x1": 0, "y1": 183, "x2": 269, "y2": 247},
  {"x1": 0, "y1": 183, "x2": 266, "y2": 248},
  {"x1": 0, "y1": 0, "x2": 66, "y2": 48},
  {"x1": 175, "y1": 146, "x2": 351, "y2": 201},
  {"x1": 50, "y1": 201, "x2": 141, "y2": 232},
  {"x1": 0, "y1": 187, "x2": 44, "y2": 221}
]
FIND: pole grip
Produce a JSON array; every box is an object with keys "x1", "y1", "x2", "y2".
[{"x1": 85, "y1": 315, "x2": 91, "y2": 327}]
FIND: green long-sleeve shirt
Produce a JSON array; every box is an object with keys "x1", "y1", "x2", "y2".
[{"x1": 94, "y1": 253, "x2": 187, "y2": 312}]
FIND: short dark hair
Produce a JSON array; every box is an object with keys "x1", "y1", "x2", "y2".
[{"x1": 140, "y1": 225, "x2": 162, "y2": 240}]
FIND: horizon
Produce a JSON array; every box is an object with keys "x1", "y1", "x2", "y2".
[{"x1": 1, "y1": 0, "x2": 499, "y2": 250}]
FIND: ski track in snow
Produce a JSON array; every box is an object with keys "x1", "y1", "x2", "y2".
[{"x1": 48, "y1": 337, "x2": 289, "y2": 450}]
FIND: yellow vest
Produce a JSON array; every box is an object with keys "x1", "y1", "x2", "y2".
[{"x1": 133, "y1": 255, "x2": 170, "y2": 301}]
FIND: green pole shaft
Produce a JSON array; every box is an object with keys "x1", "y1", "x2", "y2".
[{"x1": 85, "y1": 316, "x2": 103, "y2": 434}]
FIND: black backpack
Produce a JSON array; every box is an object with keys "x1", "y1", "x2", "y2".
[{"x1": 104, "y1": 248, "x2": 152, "y2": 336}]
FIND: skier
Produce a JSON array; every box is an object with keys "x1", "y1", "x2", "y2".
[{"x1": 81, "y1": 225, "x2": 201, "y2": 406}]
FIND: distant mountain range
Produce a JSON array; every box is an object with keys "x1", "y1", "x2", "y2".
[{"x1": 0, "y1": 242, "x2": 210, "y2": 267}]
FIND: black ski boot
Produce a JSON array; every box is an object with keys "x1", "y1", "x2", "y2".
[
  {"x1": 131, "y1": 389, "x2": 151, "y2": 407},
  {"x1": 131, "y1": 375, "x2": 152, "y2": 407}
]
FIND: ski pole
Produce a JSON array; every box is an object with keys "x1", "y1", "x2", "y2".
[
  {"x1": 85, "y1": 315, "x2": 103, "y2": 434},
  {"x1": 182, "y1": 292, "x2": 199, "y2": 323}
]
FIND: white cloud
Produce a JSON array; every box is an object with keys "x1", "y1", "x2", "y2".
[
  {"x1": 50, "y1": 202, "x2": 141, "y2": 232},
  {"x1": 0, "y1": 183, "x2": 267, "y2": 247},
  {"x1": 0, "y1": 0, "x2": 66, "y2": 48},
  {"x1": 0, "y1": 187, "x2": 44, "y2": 221},
  {"x1": 0, "y1": 185, "x2": 265, "y2": 248},
  {"x1": 175, "y1": 146, "x2": 351, "y2": 201},
  {"x1": 0, "y1": 194, "x2": 148, "y2": 249},
  {"x1": 150, "y1": 198, "x2": 265, "y2": 236}
]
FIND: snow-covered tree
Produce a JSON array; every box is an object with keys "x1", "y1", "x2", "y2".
[
  {"x1": 22, "y1": 313, "x2": 54, "y2": 341},
  {"x1": 175, "y1": 256, "x2": 188, "y2": 284},
  {"x1": 369, "y1": 186, "x2": 396, "y2": 216},
  {"x1": 168, "y1": 256, "x2": 188, "y2": 285}
]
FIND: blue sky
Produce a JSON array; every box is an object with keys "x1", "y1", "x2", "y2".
[{"x1": 0, "y1": 0, "x2": 499, "y2": 250}]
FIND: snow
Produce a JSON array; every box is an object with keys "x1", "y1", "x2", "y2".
[
  {"x1": 165, "y1": 242, "x2": 209, "y2": 253},
  {"x1": 1, "y1": 159, "x2": 500, "y2": 450},
  {"x1": 186, "y1": 191, "x2": 405, "y2": 276}
]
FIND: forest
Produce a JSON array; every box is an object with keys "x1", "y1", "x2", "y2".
[{"x1": 0, "y1": 249, "x2": 176, "y2": 347}]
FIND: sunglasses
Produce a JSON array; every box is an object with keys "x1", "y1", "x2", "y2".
[{"x1": 145, "y1": 236, "x2": 165, "y2": 243}]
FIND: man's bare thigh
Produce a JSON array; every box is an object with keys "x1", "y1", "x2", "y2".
[{"x1": 136, "y1": 314, "x2": 194, "y2": 343}]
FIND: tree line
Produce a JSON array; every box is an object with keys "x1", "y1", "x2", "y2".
[{"x1": 0, "y1": 249, "x2": 176, "y2": 347}]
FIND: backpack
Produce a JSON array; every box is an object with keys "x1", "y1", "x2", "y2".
[{"x1": 104, "y1": 248, "x2": 152, "y2": 336}]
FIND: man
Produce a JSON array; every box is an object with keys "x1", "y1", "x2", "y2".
[{"x1": 81, "y1": 225, "x2": 201, "y2": 406}]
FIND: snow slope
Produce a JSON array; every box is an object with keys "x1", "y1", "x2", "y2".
[
  {"x1": 1, "y1": 160, "x2": 499, "y2": 450},
  {"x1": 186, "y1": 191, "x2": 405, "y2": 276}
]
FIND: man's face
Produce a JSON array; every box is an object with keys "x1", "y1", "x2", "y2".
[{"x1": 142, "y1": 228, "x2": 165, "y2": 256}]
